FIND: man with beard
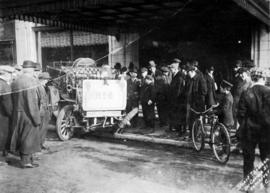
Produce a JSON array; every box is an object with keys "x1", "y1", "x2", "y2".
[
  {"x1": 10, "y1": 60, "x2": 41, "y2": 168},
  {"x1": 168, "y1": 58, "x2": 186, "y2": 134},
  {"x1": 0, "y1": 66, "x2": 14, "y2": 161}
]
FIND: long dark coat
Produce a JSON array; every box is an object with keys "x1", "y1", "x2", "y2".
[
  {"x1": 205, "y1": 74, "x2": 217, "y2": 107},
  {"x1": 126, "y1": 78, "x2": 140, "y2": 112},
  {"x1": 169, "y1": 71, "x2": 186, "y2": 125},
  {"x1": 10, "y1": 74, "x2": 41, "y2": 155},
  {"x1": 0, "y1": 79, "x2": 13, "y2": 151},
  {"x1": 186, "y1": 73, "x2": 207, "y2": 111},
  {"x1": 155, "y1": 74, "x2": 170, "y2": 125},
  {"x1": 237, "y1": 84, "x2": 270, "y2": 143},
  {"x1": 140, "y1": 83, "x2": 156, "y2": 121}
]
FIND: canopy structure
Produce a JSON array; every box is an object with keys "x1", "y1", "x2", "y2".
[{"x1": 0, "y1": 0, "x2": 269, "y2": 34}]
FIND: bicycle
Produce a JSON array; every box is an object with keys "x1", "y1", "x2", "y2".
[{"x1": 190, "y1": 104, "x2": 231, "y2": 164}]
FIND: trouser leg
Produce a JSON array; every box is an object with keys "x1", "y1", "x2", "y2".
[
  {"x1": 242, "y1": 140, "x2": 256, "y2": 178},
  {"x1": 259, "y1": 142, "x2": 270, "y2": 186}
]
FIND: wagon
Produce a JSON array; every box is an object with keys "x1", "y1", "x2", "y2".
[{"x1": 49, "y1": 58, "x2": 127, "y2": 141}]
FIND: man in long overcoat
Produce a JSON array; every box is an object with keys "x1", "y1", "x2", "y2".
[
  {"x1": 237, "y1": 68, "x2": 270, "y2": 192},
  {"x1": 0, "y1": 66, "x2": 14, "y2": 157},
  {"x1": 186, "y1": 65, "x2": 207, "y2": 137},
  {"x1": 10, "y1": 60, "x2": 41, "y2": 168},
  {"x1": 155, "y1": 66, "x2": 170, "y2": 127},
  {"x1": 205, "y1": 66, "x2": 217, "y2": 107},
  {"x1": 168, "y1": 59, "x2": 186, "y2": 133}
]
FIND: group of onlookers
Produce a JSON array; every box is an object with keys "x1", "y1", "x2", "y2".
[
  {"x1": 121, "y1": 58, "x2": 236, "y2": 137},
  {"x1": 120, "y1": 58, "x2": 270, "y2": 192},
  {"x1": 0, "y1": 60, "x2": 51, "y2": 168}
]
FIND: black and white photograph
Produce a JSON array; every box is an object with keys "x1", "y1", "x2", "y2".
[{"x1": 0, "y1": 0, "x2": 270, "y2": 193}]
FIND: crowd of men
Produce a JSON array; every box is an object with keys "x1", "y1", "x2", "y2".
[
  {"x1": 0, "y1": 60, "x2": 51, "y2": 168},
  {"x1": 121, "y1": 58, "x2": 270, "y2": 192},
  {"x1": 122, "y1": 58, "x2": 236, "y2": 136}
]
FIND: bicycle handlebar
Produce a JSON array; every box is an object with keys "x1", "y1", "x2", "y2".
[{"x1": 190, "y1": 103, "x2": 219, "y2": 115}]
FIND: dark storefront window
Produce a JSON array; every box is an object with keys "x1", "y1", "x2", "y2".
[{"x1": 0, "y1": 40, "x2": 16, "y2": 65}]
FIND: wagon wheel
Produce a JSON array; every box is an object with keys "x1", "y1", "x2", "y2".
[
  {"x1": 191, "y1": 119, "x2": 205, "y2": 152},
  {"x1": 56, "y1": 105, "x2": 74, "y2": 141},
  {"x1": 211, "y1": 123, "x2": 231, "y2": 164}
]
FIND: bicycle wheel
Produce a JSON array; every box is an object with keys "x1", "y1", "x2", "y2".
[
  {"x1": 211, "y1": 123, "x2": 231, "y2": 164},
  {"x1": 191, "y1": 119, "x2": 205, "y2": 152}
]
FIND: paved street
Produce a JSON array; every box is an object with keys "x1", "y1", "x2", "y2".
[{"x1": 0, "y1": 129, "x2": 245, "y2": 193}]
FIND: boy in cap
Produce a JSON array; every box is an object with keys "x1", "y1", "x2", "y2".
[
  {"x1": 148, "y1": 60, "x2": 162, "y2": 80},
  {"x1": 213, "y1": 80, "x2": 234, "y2": 128},
  {"x1": 140, "y1": 67, "x2": 148, "y2": 87},
  {"x1": 140, "y1": 75, "x2": 156, "y2": 133},
  {"x1": 126, "y1": 68, "x2": 140, "y2": 127},
  {"x1": 237, "y1": 67, "x2": 270, "y2": 192}
]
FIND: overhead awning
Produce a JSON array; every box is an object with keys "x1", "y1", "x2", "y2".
[
  {"x1": 232, "y1": 0, "x2": 270, "y2": 26},
  {"x1": 0, "y1": 0, "x2": 269, "y2": 34}
]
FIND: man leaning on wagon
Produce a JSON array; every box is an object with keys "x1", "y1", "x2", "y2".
[{"x1": 10, "y1": 60, "x2": 42, "y2": 168}]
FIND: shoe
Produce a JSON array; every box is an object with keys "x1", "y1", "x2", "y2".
[
  {"x1": 41, "y1": 145, "x2": 50, "y2": 151},
  {"x1": 22, "y1": 163, "x2": 39, "y2": 169}
]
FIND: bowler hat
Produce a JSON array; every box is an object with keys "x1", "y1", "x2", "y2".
[
  {"x1": 22, "y1": 60, "x2": 36, "y2": 68},
  {"x1": 207, "y1": 66, "x2": 214, "y2": 71},
  {"x1": 38, "y1": 72, "x2": 51, "y2": 80},
  {"x1": 129, "y1": 67, "x2": 138, "y2": 74},
  {"x1": 114, "y1": 63, "x2": 121, "y2": 70},
  {"x1": 186, "y1": 65, "x2": 196, "y2": 72}
]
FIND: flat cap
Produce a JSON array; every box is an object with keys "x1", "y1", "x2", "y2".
[
  {"x1": 22, "y1": 60, "x2": 36, "y2": 68},
  {"x1": 149, "y1": 60, "x2": 156, "y2": 67},
  {"x1": 221, "y1": 80, "x2": 233, "y2": 88},
  {"x1": 161, "y1": 66, "x2": 170, "y2": 72},
  {"x1": 172, "y1": 58, "x2": 181, "y2": 64},
  {"x1": 38, "y1": 72, "x2": 51, "y2": 79},
  {"x1": 169, "y1": 62, "x2": 179, "y2": 69},
  {"x1": 141, "y1": 67, "x2": 148, "y2": 73},
  {"x1": 250, "y1": 67, "x2": 269, "y2": 80},
  {"x1": 237, "y1": 67, "x2": 249, "y2": 74},
  {"x1": 145, "y1": 75, "x2": 154, "y2": 81}
]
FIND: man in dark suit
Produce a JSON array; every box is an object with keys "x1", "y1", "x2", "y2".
[
  {"x1": 10, "y1": 60, "x2": 41, "y2": 168},
  {"x1": 237, "y1": 68, "x2": 270, "y2": 192},
  {"x1": 168, "y1": 59, "x2": 186, "y2": 134},
  {"x1": 155, "y1": 66, "x2": 170, "y2": 128},
  {"x1": 126, "y1": 68, "x2": 140, "y2": 127},
  {"x1": 205, "y1": 66, "x2": 217, "y2": 108},
  {"x1": 0, "y1": 66, "x2": 14, "y2": 158},
  {"x1": 186, "y1": 65, "x2": 207, "y2": 137}
]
